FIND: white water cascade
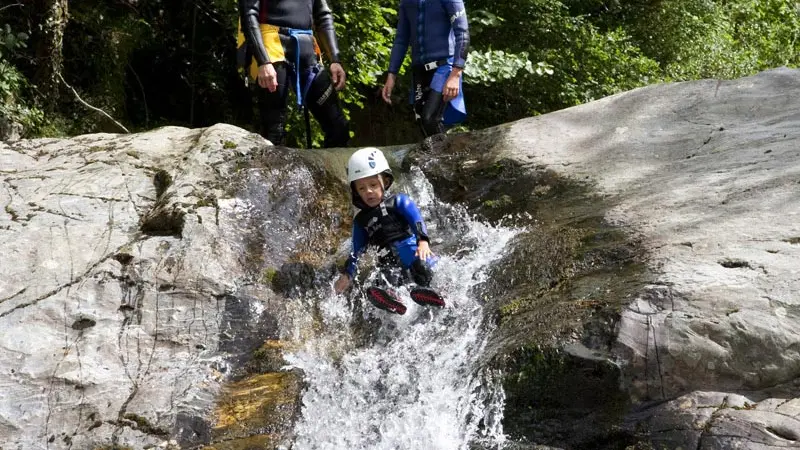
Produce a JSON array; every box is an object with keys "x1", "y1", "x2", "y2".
[{"x1": 282, "y1": 167, "x2": 520, "y2": 450}]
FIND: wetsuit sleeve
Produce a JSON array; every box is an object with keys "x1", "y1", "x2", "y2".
[
  {"x1": 344, "y1": 223, "x2": 368, "y2": 278},
  {"x1": 441, "y1": 0, "x2": 470, "y2": 68},
  {"x1": 239, "y1": 0, "x2": 271, "y2": 65},
  {"x1": 313, "y1": 0, "x2": 342, "y2": 64},
  {"x1": 395, "y1": 193, "x2": 431, "y2": 242},
  {"x1": 387, "y1": 4, "x2": 410, "y2": 74}
]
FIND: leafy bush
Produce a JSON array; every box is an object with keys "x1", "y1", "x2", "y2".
[
  {"x1": 0, "y1": 23, "x2": 27, "y2": 58},
  {"x1": 464, "y1": 50, "x2": 546, "y2": 85},
  {"x1": 620, "y1": 0, "x2": 799, "y2": 80},
  {"x1": 464, "y1": 0, "x2": 661, "y2": 128},
  {"x1": 0, "y1": 24, "x2": 44, "y2": 136},
  {"x1": 2, "y1": 0, "x2": 798, "y2": 142}
]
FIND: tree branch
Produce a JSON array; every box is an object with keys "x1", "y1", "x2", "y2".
[
  {"x1": 58, "y1": 73, "x2": 130, "y2": 134},
  {"x1": 0, "y1": 3, "x2": 22, "y2": 13}
]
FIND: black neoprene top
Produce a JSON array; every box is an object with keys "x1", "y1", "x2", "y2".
[{"x1": 239, "y1": 0, "x2": 342, "y2": 65}]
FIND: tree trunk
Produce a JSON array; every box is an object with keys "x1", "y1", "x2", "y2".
[{"x1": 33, "y1": 0, "x2": 68, "y2": 108}]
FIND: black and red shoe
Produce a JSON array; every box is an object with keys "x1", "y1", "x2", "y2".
[
  {"x1": 366, "y1": 286, "x2": 407, "y2": 315},
  {"x1": 410, "y1": 288, "x2": 445, "y2": 308}
]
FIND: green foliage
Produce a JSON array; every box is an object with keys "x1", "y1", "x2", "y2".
[
  {"x1": 0, "y1": 59, "x2": 23, "y2": 101},
  {"x1": 458, "y1": 0, "x2": 797, "y2": 131},
  {"x1": 551, "y1": 23, "x2": 662, "y2": 105},
  {"x1": 43, "y1": 0, "x2": 243, "y2": 135},
  {"x1": 720, "y1": 0, "x2": 800, "y2": 72},
  {"x1": 468, "y1": 9, "x2": 505, "y2": 36},
  {"x1": 1, "y1": 0, "x2": 798, "y2": 144},
  {"x1": 60, "y1": 3, "x2": 152, "y2": 133},
  {"x1": 331, "y1": 0, "x2": 397, "y2": 91},
  {"x1": 464, "y1": 0, "x2": 662, "y2": 127},
  {"x1": 464, "y1": 50, "x2": 546, "y2": 85},
  {"x1": 621, "y1": 0, "x2": 800, "y2": 80},
  {"x1": 0, "y1": 23, "x2": 28, "y2": 59},
  {"x1": 0, "y1": 24, "x2": 44, "y2": 136}
]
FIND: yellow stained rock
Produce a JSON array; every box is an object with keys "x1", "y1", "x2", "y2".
[{"x1": 211, "y1": 370, "x2": 303, "y2": 446}]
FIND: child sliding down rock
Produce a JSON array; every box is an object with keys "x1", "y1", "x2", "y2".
[{"x1": 334, "y1": 147, "x2": 444, "y2": 315}]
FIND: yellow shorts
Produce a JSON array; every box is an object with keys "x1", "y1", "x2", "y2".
[{"x1": 237, "y1": 23, "x2": 322, "y2": 81}]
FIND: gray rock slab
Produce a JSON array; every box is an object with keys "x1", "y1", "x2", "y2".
[
  {"x1": 0, "y1": 124, "x2": 273, "y2": 449},
  {"x1": 501, "y1": 67, "x2": 800, "y2": 447},
  {"x1": 627, "y1": 391, "x2": 800, "y2": 449},
  {"x1": 4, "y1": 66, "x2": 800, "y2": 449}
]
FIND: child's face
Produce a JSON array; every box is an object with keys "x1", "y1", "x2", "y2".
[{"x1": 354, "y1": 175, "x2": 384, "y2": 208}]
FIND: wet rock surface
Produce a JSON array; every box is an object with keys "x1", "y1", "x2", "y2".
[
  {"x1": 411, "y1": 119, "x2": 649, "y2": 449},
  {"x1": 420, "y1": 67, "x2": 800, "y2": 449},
  {"x1": 3, "y1": 67, "x2": 800, "y2": 450},
  {"x1": 0, "y1": 125, "x2": 350, "y2": 449}
]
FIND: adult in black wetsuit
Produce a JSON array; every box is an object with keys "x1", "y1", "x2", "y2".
[{"x1": 238, "y1": 0, "x2": 349, "y2": 147}]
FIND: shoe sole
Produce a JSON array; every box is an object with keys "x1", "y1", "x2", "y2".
[
  {"x1": 366, "y1": 287, "x2": 407, "y2": 315},
  {"x1": 410, "y1": 288, "x2": 445, "y2": 308}
]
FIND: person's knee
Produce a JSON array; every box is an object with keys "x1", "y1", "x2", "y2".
[
  {"x1": 409, "y1": 259, "x2": 434, "y2": 287},
  {"x1": 309, "y1": 71, "x2": 349, "y2": 147},
  {"x1": 416, "y1": 89, "x2": 446, "y2": 137},
  {"x1": 257, "y1": 97, "x2": 288, "y2": 145},
  {"x1": 316, "y1": 97, "x2": 349, "y2": 147}
]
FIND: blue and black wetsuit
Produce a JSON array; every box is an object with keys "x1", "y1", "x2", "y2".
[
  {"x1": 238, "y1": 0, "x2": 349, "y2": 147},
  {"x1": 387, "y1": 0, "x2": 470, "y2": 136},
  {"x1": 344, "y1": 193, "x2": 436, "y2": 287}
]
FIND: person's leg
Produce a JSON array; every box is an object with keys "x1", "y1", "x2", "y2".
[
  {"x1": 408, "y1": 258, "x2": 434, "y2": 287},
  {"x1": 305, "y1": 67, "x2": 350, "y2": 147},
  {"x1": 376, "y1": 253, "x2": 405, "y2": 287},
  {"x1": 256, "y1": 63, "x2": 290, "y2": 145},
  {"x1": 419, "y1": 90, "x2": 446, "y2": 137},
  {"x1": 363, "y1": 254, "x2": 407, "y2": 314},
  {"x1": 392, "y1": 238, "x2": 435, "y2": 287},
  {"x1": 392, "y1": 237, "x2": 445, "y2": 307},
  {"x1": 412, "y1": 68, "x2": 446, "y2": 137}
]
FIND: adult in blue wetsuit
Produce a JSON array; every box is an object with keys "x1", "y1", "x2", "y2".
[
  {"x1": 238, "y1": 0, "x2": 349, "y2": 147},
  {"x1": 381, "y1": 0, "x2": 470, "y2": 137},
  {"x1": 334, "y1": 147, "x2": 444, "y2": 314}
]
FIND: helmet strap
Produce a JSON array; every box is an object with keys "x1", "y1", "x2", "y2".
[{"x1": 378, "y1": 174, "x2": 386, "y2": 191}]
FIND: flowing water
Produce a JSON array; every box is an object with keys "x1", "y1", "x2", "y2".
[{"x1": 282, "y1": 167, "x2": 520, "y2": 450}]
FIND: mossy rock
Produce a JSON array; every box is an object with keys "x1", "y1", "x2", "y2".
[
  {"x1": 245, "y1": 339, "x2": 291, "y2": 374},
  {"x1": 211, "y1": 371, "x2": 304, "y2": 445},
  {"x1": 121, "y1": 412, "x2": 169, "y2": 436},
  {"x1": 501, "y1": 348, "x2": 637, "y2": 448}
]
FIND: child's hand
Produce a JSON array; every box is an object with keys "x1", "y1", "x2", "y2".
[
  {"x1": 334, "y1": 274, "x2": 352, "y2": 294},
  {"x1": 416, "y1": 240, "x2": 434, "y2": 261}
]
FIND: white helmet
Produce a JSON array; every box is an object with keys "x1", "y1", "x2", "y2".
[{"x1": 346, "y1": 147, "x2": 394, "y2": 188}]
